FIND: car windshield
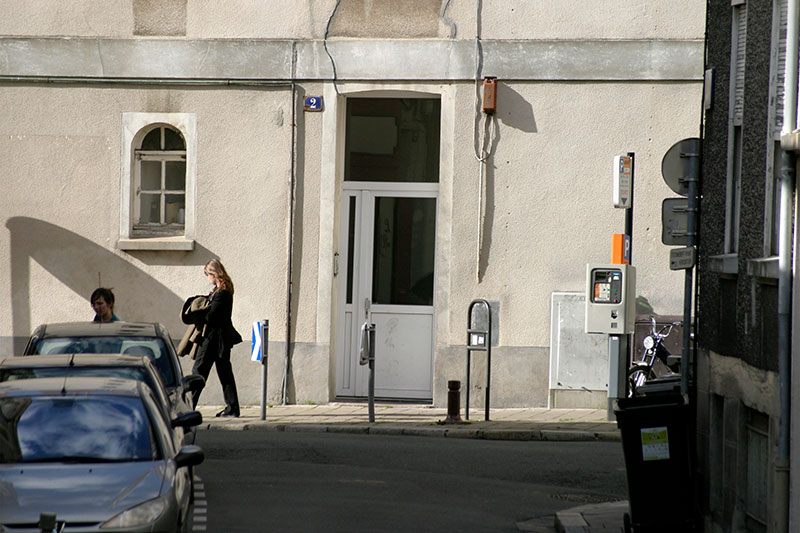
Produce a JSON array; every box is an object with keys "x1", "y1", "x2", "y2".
[
  {"x1": 30, "y1": 337, "x2": 177, "y2": 388},
  {"x1": 0, "y1": 396, "x2": 158, "y2": 463}
]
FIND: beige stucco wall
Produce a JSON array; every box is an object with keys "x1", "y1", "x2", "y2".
[
  {"x1": 0, "y1": 85, "x2": 292, "y2": 345},
  {"x1": 0, "y1": 1, "x2": 705, "y2": 407},
  {"x1": 0, "y1": 0, "x2": 706, "y2": 41},
  {"x1": 446, "y1": 81, "x2": 697, "y2": 348}
]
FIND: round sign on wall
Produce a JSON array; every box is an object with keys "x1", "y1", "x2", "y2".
[{"x1": 661, "y1": 137, "x2": 700, "y2": 197}]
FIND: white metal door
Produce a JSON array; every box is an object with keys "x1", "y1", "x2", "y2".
[{"x1": 336, "y1": 185, "x2": 437, "y2": 399}]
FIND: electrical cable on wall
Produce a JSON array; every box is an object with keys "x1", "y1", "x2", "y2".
[
  {"x1": 471, "y1": 0, "x2": 497, "y2": 283},
  {"x1": 440, "y1": 0, "x2": 457, "y2": 39},
  {"x1": 323, "y1": 0, "x2": 342, "y2": 95}
]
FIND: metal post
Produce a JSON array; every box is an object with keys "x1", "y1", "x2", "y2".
[
  {"x1": 368, "y1": 324, "x2": 375, "y2": 423},
  {"x1": 625, "y1": 152, "x2": 635, "y2": 264},
  {"x1": 682, "y1": 149, "x2": 699, "y2": 396},
  {"x1": 485, "y1": 305, "x2": 492, "y2": 422},
  {"x1": 608, "y1": 334, "x2": 628, "y2": 421},
  {"x1": 260, "y1": 319, "x2": 269, "y2": 421},
  {"x1": 445, "y1": 380, "x2": 463, "y2": 423},
  {"x1": 625, "y1": 152, "x2": 635, "y2": 376},
  {"x1": 465, "y1": 350, "x2": 471, "y2": 420}
]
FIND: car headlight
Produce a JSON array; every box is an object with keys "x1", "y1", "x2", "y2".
[{"x1": 100, "y1": 497, "x2": 167, "y2": 529}]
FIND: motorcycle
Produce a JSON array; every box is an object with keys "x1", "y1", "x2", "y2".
[{"x1": 627, "y1": 317, "x2": 682, "y2": 397}]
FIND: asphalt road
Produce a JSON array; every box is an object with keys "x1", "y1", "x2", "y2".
[{"x1": 192, "y1": 429, "x2": 627, "y2": 532}]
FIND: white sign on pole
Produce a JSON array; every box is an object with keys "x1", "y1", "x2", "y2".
[
  {"x1": 613, "y1": 155, "x2": 632, "y2": 208},
  {"x1": 251, "y1": 321, "x2": 262, "y2": 361}
]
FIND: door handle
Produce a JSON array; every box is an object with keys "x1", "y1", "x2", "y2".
[{"x1": 364, "y1": 297, "x2": 371, "y2": 319}]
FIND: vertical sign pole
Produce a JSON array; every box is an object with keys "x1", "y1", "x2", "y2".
[
  {"x1": 625, "y1": 153, "x2": 635, "y2": 397},
  {"x1": 625, "y1": 152, "x2": 635, "y2": 263},
  {"x1": 682, "y1": 151, "x2": 699, "y2": 396},
  {"x1": 260, "y1": 319, "x2": 269, "y2": 421},
  {"x1": 485, "y1": 302, "x2": 492, "y2": 421},
  {"x1": 368, "y1": 324, "x2": 375, "y2": 423}
]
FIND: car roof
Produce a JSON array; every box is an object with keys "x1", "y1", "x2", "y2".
[
  {"x1": 32, "y1": 321, "x2": 161, "y2": 338},
  {"x1": 0, "y1": 354, "x2": 152, "y2": 369},
  {"x1": 0, "y1": 376, "x2": 144, "y2": 397}
]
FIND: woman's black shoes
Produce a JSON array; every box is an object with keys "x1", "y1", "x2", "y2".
[{"x1": 216, "y1": 408, "x2": 240, "y2": 418}]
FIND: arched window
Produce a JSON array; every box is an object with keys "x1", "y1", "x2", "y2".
[
  {"x1": 120, "y1": 113, "x2": 196, "y2": 251},
  {"x1": 134, "y1": 125, "x2": 186, "y2": 232}
]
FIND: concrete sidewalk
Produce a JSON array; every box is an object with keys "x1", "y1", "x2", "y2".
[
  {"x1": 195, "y1": 402, "x2": 628, "y2": 531},
  {"x1": 196, "y1": 402, "x2": 620, "y2": 441}
]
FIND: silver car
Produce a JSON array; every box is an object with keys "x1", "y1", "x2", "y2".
[
  {"x1": 0, "y1": 354, "x2": 201, "y2": 446},
  {"x1": 0, "y1": 376, "x2": 204, "y2": 532},
  {"x1": 23, "y1": 322, "x2": 205, "y2": 425}
]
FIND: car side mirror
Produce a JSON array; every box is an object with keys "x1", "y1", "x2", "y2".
[
  {"x1": 171, "y1": 410, "x2": 203, "y2": 428},
  {"x1": 175, "y1": 444, "x2": 205, "y2": 469},
  {"x1": 183, "y1": 374, "x2": 205, "y2": 394}
]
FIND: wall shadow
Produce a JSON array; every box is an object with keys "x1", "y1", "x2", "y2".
[
  {"x1": 478, "y1": 115, "x2": 501, "y2": 282},
  {"x1": 496, "y1": 84, "x2": 538, "y2": 133},
  {"x1": 6, "y1": 216, "x2": 215, "y2": 352}
]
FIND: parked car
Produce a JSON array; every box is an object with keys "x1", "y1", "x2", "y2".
[
  {"x1": 23, "y1": 321, "x2": 204, "y2": 416},
  {"x1": 0, "y1": 376, "x2": 204, "y2": 532},
  {"x1": 0, "y1": 353, "x2": 201, "y2": 445}
]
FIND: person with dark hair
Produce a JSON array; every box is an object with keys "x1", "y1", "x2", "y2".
[
  {"x1": 183, "y1": 259, "x2": 242, "y2": 417},
  {"x1": 91, "y1": 287, "x2": 119, "y2": 323}
]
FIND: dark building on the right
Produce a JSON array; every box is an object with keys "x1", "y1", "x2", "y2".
[{"x1": 696, "y1": 0, "x2": 799, "y2": 531}]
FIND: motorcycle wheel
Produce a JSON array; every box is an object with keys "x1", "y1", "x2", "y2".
[{"x1": 627, "y1": 364, "x2": 656, "y2": 397}]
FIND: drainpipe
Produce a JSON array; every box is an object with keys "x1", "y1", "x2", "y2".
[
  {"x1": 778, "y1": 0, "x2": 799, "y2": 530},
  {"x1": 281, "y1": 44, "x2": 298, "y2": 405}
]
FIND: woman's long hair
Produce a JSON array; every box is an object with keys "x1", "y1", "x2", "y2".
[{"x1": 205, "y1": 259, "x2": 234, "y2": 295}]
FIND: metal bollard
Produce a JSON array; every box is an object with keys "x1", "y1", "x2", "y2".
[{"x1": 444, "y1": 380, "x2": 463, "y2": 423}]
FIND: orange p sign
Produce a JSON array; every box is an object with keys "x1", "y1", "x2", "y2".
[{"x1": 612, "y1": 234, "x2": 630, "y2": 264}]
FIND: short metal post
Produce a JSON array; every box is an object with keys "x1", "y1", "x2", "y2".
[
  {"x1": 445, "y1": 380, "x2": 463, "y2": 423},
  {"x1": 608, "y1": 334, "x2": 627, "y2": 421},
  {"x1": 260, "y1": 319, "x2": 269, "y2": 421},
  {"x1": 368, "y1": 324, "x2": 375, "y2": 423},
  {"x1": 466, "y1": 352, "x2": 471, "y2": 420}
]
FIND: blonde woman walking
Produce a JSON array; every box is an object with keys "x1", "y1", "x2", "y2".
[{"x1": 187, "y1": 258, "x2": 242, "y2": 417}]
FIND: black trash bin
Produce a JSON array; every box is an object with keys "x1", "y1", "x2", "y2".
[{"x1": 614, "y1": 393, "x2": 695, "y2": 532}]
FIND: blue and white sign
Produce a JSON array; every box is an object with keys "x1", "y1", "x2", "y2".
[
  {"x1": 304, "y1": 96, "x2": 324, "y2": 112},
  {"x1": 251, "y1": 321, "x2": 262, "y2": 361}
]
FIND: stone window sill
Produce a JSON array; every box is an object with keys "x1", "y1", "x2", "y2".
[
  {"x1": 119, "y1": 237, "x2": 194, "y2": 251},
  {"x1": 746, "y1": 256, "x2": 778, "y2": 281},
  {"x1": 707, "y1": 254, "x2": 738, "y2": 275}
]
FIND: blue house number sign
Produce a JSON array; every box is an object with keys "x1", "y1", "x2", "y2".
[{"x1": 304, "y1": 96, "x2": 323, "y2": 112}]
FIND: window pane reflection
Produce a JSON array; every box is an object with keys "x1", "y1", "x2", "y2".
[
  {"x1": 345, "y1": 98, "x2": 441, "y2": 183},
  {"x1": 165, "y1": 194, "x2": 185, "y2": 223},
  {"x1": 346, "y1": 196, "x2": 356, "y2": 305},
  {"x1": 165, "y1": 161, "x2": 186, "y2": 190},
  {"x1": 139, "y1": 194, "x2": 160, "y2": 223},
  {"x1": 0, "y1": 397, "x2": 155, "y2": 463},
  {"x1": 141, "y1": 129, "x2": 161, "y2": 150},
  {"x1": 30, "y1": 337, "x2": 176, "y2": 388},
  {"x1": 372, "y1": 197, "x2": 435, "y2": 305},
  {"x1": 141, "y1": 161, "x2": 161, "y2": 190},
  {"x1": 164, "y1": 128, "x2": 185, "y2": 150}
]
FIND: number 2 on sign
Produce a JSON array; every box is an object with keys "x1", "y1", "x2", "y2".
[{"x1": 304, "y1": 96, "x2": 323, "y2": 112}]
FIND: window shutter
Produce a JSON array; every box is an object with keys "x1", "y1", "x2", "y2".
[{"x1": 733, "y1": 4, "x2": 747, "y2": 125}]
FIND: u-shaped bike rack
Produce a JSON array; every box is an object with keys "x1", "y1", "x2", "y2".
[{"x1": 466, "y1": 299, "x2": 492, "y2": 421}]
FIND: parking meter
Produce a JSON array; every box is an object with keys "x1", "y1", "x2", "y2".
[{"x1": 585, "y1": 264, "x2": 636, "y2": 334}]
